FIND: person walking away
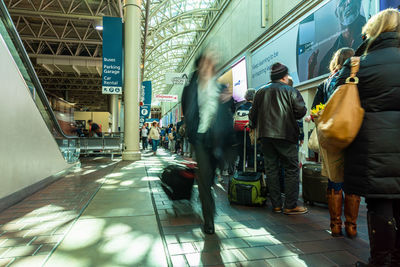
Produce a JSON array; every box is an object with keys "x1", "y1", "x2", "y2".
[
  {"x1": 234, "y1": 89, "x2": 256, "y2": 172},
  {"x1": 181, "y1": 50, "x2": 234, "y2": 234},
  {"x1": 140, "y1": 125, "x2": 149, "y2": 150},
  {"x1": 148, "y1": 122, "x2": 160, "y2": 155},
  {"x1": 249, "y1": 62, "x2": 307, "y2": 215},
  {"x1": 309, "y1": 47, "x2": 361, "y2": 238},
  {"x1": 333, "y1": 9, "x2": 400, "y2": 266}
]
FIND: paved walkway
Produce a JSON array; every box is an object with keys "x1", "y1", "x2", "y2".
[{"x1": 0, "y1": 150, "x2": 370, "y2": 266}]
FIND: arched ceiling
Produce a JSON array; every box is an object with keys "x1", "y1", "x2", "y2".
[
  {"x1": 6, "y1": 0, "x2": 229, "y2": 110},
  {"x1": 143, "y1": 0, "x2": 229, "y2": 97}
]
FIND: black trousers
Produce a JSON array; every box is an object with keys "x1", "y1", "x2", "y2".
[
  {"x1": 141, "y1": 137, "x2": 148, "y2": 150},
  {"x1": 260, "y1": 138, "x2": 299, "y2": 209},
  {"x1": 194, "y1": 134, "x2": 217, "y2": 226},
  {"x1": 366, "y1": 198, "x2": 400, "y2": 256}
]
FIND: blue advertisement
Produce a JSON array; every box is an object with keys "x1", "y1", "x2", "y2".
[
  {"x1": 140, "y1": 105, "x2": 151, "y2": 118},
  {"x1": 380, "y1": 0, "x2": 400, "y2": 9},
  {"x1": 142, "y1": 81, "x2": 152, "y2": 105},
  {"x1": 102, "y1": 17, "x2": 123, "y2": 95}
]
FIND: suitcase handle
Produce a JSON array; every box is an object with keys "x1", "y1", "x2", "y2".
[{"x1": 243, "y1": 126, "x2": 257, "y2": 172}]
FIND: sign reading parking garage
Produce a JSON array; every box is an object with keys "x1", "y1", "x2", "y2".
[{"x1": 102, "y1": 17, "x2": 123, "y2": 95}]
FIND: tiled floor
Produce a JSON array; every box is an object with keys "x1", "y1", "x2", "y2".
[{"x1": 0, "y1": 150, "x2": 370, "y2": 266}]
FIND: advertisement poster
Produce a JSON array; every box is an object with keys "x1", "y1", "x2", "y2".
[
  {"x1": 251, "y1": 25, "x2": 299, "y2": 89},
  {"x1": 380, "y1": 0, "x2": 400, "y2": 9},
  {"x1": 102, "y1": 17, "x2": 123, "y2": 94},
  {"x1": 232, "y1": 58, "x2": 248, "y2": 102},
  {"x1": 297, "y1": 0, "x2": 372, "y2": 81},
  {"x1": 251, "y1": 0, "x2": 378, "y2": 88}
]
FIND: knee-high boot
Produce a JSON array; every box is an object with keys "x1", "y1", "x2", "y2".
[
  {"x1": 327, "y1": 189, "x2": 343, "y2": 237},
  {"x1": 344, "y1": 193, "x2": 361, "y2": 238}
]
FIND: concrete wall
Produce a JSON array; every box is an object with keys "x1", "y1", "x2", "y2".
[{"x1": 0, "y1": 34, "x2": 68, "y2": 200}]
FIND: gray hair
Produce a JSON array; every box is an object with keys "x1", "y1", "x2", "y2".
[{"x1": 245, "y1": 88, "x2": 256, "y2": 101}]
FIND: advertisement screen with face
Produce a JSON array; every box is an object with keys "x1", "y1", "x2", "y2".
[
  {"x1": 380, "y1": 0, "x2": 400, "y2": 9},
  {"x1": 297, "y1": 0, "x2": 369, "y2": 82}
]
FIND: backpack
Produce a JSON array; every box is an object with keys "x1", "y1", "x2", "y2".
[{"x1": 234, "y1": 106, "x2": 250, "y2": 131}]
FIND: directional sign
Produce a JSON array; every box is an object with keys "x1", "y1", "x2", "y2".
[{"x1": 140, "y1": 105, "x2": 151, "y2": 118}]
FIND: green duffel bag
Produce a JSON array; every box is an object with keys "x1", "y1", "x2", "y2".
[{"x1": 228, "y1": 172, "x2": 266, "y2": 206}]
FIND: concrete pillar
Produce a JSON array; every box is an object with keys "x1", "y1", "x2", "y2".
[
  {"x1": 122, "y1": 0, "x2": 141, "y2": 161},
  {"x1": 110, "y1": 95, "x2": 119, "y2": 132}
]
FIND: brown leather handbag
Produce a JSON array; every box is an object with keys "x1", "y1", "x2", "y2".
[{"x1": 317, "y1": 57, "x2": 365, "y2": 152}]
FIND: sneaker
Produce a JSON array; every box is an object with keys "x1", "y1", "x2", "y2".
[
  {"x1": 273, "y1": 207, "x2": 282, "y2": 213},
  {"x1": 283, "y1": 206, "x2": 308, "y2": 215}
]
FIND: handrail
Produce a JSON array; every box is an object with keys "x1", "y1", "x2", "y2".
[{"x1": 0, "y1": 1, "x2": 77, "y2": 139}]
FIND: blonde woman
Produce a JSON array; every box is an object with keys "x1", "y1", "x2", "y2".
[
  {"x1": 148, "y1": 121, "x2": 160, "y2": 155},
  {"x1": 334, "y1": 9, "x2": 400, "y2": 266},
  {"x1": 311, "y1": 47, "x2": 360, "y2": 239}
]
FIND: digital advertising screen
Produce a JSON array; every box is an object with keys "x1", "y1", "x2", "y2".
[{"x1": 231, "y1": 58, "x2": 248, "y2": 102}]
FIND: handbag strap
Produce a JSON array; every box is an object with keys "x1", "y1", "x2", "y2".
[{"x1": 345, "y1": 57, "x2": 360, "y2": 84}]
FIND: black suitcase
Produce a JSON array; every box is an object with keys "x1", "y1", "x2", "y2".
[
  {"x1": 302, "y1": 162, "x2": 328, "y2": 205},
  {"x1": 160, "y1": 164, "x2": 196, "y2": 200}
]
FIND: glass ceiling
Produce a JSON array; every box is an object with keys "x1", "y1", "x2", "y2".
[{"x1": 143, "y1": 0, "x2": 224, "y2": 98}]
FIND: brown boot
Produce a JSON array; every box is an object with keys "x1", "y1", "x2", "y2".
[
  {"x1": 344, "y1": 193, "x2": 361, "y2": 238},
  {"x1": 327, "y1": 189, "x2": 343, "y2": 237}
]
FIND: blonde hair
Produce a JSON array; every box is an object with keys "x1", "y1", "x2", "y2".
[
  {"x1": 329, "y1": 47, "x2": 355, "y2": 73},
  {"x1": 362, "y1": 8, "x2": 400, "y2": 53}
]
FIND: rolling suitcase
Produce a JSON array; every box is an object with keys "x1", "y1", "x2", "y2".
[
  {"x1": 302, "y1": 162, "x2": 328, "y2": 205},
  {"x1": 160, "y1": 163, "x2": 196, "y2": 200},
  {"x1": 228, "y1": 128, "x2": 266, "y2": 206}
]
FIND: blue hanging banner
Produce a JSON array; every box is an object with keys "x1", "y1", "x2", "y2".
[
  {"x1": 142, "y1": 81, "x2": 152, "y2": 105},
  {"x1": 102, "y1": 17, "x2": 123, "y2": 95}
]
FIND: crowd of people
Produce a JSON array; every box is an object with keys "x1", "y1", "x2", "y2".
[
  {"x1": 179, "y1": 8, "x2": 400, "y2": 266},
  {"x1": 139, "y1": 119, "x2": 192, "y2": 157}
]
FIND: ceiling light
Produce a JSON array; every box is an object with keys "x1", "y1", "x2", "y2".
[{"x1": 95, "y1": 25, "x2": 103, "y2": 31}]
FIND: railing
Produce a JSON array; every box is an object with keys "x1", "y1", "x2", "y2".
[{"x1": 79, "y1": 133, "x2": 124, "y2": 158}]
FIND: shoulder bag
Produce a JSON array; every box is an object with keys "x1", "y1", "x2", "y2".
[{"x1": 317, "y1": 57, "x2": 365, "y2": 152}]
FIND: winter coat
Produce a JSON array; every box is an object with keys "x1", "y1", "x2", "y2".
[
  {"x1": 335, "y1": 32, "x2": 400, "y2": 199},
  {"x1": 249, "y1": 81, "x2": 306, "y2": 144}
]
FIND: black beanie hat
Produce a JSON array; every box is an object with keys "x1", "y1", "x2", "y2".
[{"x1": 270, "y1": 63, "x2": 288, "y2": 81}]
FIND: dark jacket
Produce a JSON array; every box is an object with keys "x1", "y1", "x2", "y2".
[
  {"x1": 249, "y1": 82, "x2": 306, "y2": 144},
  {"x1": 335, "y1": 32, "x2": 400, "y2": 199},
  {"x1": 181, "y1": 72, "x2": 235, "y2": 154}
]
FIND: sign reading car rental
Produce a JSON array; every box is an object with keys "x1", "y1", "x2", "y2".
[
  {"x1": 102, "y1": 17, "x2": 123, "y2": 95},
  {"x1": 154, "y1": 94, "x2": 178, "y2": 102}
]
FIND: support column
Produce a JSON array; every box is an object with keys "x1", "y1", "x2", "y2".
[
  {"x1": 110, "y1": 95, "x2": 119, "y2": 132},
  {"x1": 122, "y1": 0, "x2": 141, "y2": 161}
]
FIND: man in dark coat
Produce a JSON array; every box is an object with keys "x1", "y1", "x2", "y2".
[{"x1": 249, "y1": 62, "x2": 307, "y2": 215}]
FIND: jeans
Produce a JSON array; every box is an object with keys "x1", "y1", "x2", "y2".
[
  {"x1": 152, "y1": 139, "x2": 159, "y2": 152},
  {"x1": 260, "y1": 138, "x2": 299, "y2": 209}
]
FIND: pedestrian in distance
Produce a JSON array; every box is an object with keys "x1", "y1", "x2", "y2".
[{"x1": 148, "y1": 121, "x2": 161, "y2": 156}]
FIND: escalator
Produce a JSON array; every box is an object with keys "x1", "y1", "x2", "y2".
[{"x1": 0, "y1": 1, "x2": 79, "y2": 164}]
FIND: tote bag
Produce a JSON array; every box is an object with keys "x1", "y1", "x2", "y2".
[{"x1": 317, "y1": 57, "x2": 365, "y2": 152}]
